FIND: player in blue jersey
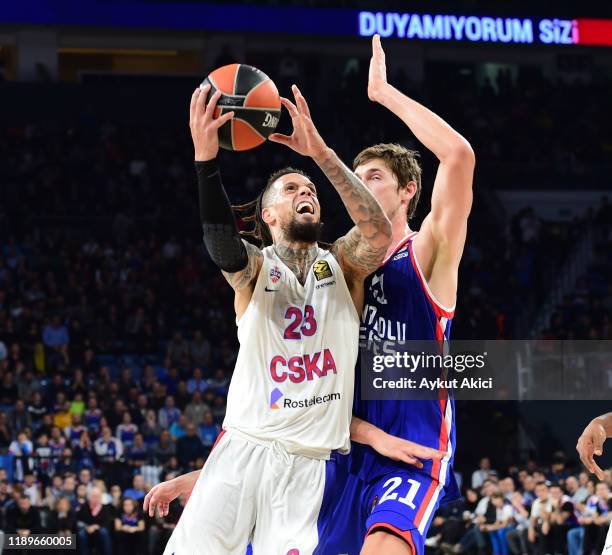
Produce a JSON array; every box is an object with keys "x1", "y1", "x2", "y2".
[{"x1": 316, "y1": 34, "x2": 475, "y2": 555}]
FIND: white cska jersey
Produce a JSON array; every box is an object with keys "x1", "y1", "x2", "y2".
[{"x1": 223, "y1": 245, "x2": 360, "y2": 459}]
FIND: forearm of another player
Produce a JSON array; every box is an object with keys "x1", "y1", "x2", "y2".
[{"x1": 316, "y1": 148, "x2": 391, "y2": 256}]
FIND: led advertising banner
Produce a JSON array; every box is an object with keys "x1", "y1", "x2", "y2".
[{"x1": 1, "y1": 1, "x2": 611, "y2": 47}]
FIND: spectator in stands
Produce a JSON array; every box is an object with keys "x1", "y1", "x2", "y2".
[
  {"x1": 166, "y1": 332, "x2": 189, "y2": 366},
  {"x1": 211, "y1": 395, "x2": 227, "y2": 424},
  {"x1": 17, "y1": 371, "x2": 40, "y2": 403},
  {"x1": 42, "y1": 316, "x2": 69, "y2": 349},
  {"x1": 152, "y1": 430, "x2": 176, "y2": 466},
  {"x1": 528, "y1": 481, "x2": 553, "y2": 554},
  {"x1": 5, "y1": 494, "x2": 41, "y2": 536},
  {"x1": 505, "y1": 491, "x2": 530, "y2": 555},
  {"x1": 48, "y1": 495, "x2": 76, "y2": 536},
  {"x1": 186, "y1": 368, "x2": 207, "y2": 395},
  {"x1": 60, "y1": 475, "x2": 77, "y2": 508},
  {"x1": 184, "y1": 390, "x2": 208, "y2": 425},
  {"x1": 158, "y1": 396, "x2": 181, "y2": 430},
  {"x1": 116, "y1": 412, "x2": 138, "y2": 448},
  {"x1": 141, "y1": 410, "x2": 161, "y2": 445},
  {"x1": 123, "y1": 474, "x2": 147, "y2": 502},
  {"x1": 79, "y1": 468, "x2": 93, "y2": 495},
  {"x1": 472, "y1": 457, "x2": 495, "y2": 489},
  {"x1": 176, "y1": 424, "x2": 204, "y2": 471},
  {"x1": 170, "y1": 414, "x2": 189, "y2": 442},
  {"x1": 189, "y1": 330, "x2": 210, "y2": 368},
  {"x1": 9, "y1": 430, "x2": 33, "y2": 481},
  {"x1": 207, "y1": 368, "x2": 230, "y2": 396},
  {"x1": 65, "y1": 413, "x2": 87, "y2": 447},
  {"x1": 93, "y1": 426, "x2": 123, "y2": 461},
  {"x1": 27, "y1": 392, "x2": 48, "y2": 429},
  {"x1": 482, "y1": 491, "x2": 513, "y2": 554},
  {"x1": 10, "y1": 399, "x2": 32, "y2": 433},
  {"x1": 174, "y1": 381, "x2": 191, "y2": 411},
  {"x1": 198, "y1": 411, "x2": 220, "y2": 448},
  {"x1": 126, "y1": 433, "x2": 150, "y2": 468},
  {"x1": 76, "y1": 486, "x2": 113, "y2": 555},
  {"x1": 83, "y1": 397, "x2": 102, "y2": 434},
  {"x1": 114, "y1": 497, "x2": 145, "y2": 554},
  {"x1": 44, "y1": 475, "x2": 64, "y2": 508},
  {"x1": 543, "y1": 482, "x2": 576, "y2": 554}
]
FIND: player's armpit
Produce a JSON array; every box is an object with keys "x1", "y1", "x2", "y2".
[{"x1": 221, "y1": 240, "x2": 263, "y2": 291}]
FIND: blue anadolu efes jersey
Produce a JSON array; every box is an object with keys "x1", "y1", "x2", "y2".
[{"x1": 351, "y1": 231, "x2": 457, "y2": 489}]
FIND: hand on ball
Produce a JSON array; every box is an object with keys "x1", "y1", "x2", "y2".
[
  {"x1": 269, "y1": 85, "x2": 329, "y2": 163},
  {"x1": 190, "y1": 84, "x2": 235, "y2": 161}
]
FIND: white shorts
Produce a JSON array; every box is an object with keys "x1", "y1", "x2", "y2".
[{"x1": 163, "y1": 429, "x2": 326, "y2": 555}]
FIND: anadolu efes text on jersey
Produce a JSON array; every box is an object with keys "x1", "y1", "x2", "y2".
[{"x1": 223, "y1": 246, "x2": 360, "y2": 460}]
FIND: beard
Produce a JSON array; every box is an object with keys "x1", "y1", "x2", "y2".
[{"x1": 282, "y1": 218, "x2": 323, "y2": 243}]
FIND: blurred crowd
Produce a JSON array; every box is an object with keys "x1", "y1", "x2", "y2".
[{"x1": 426, "y1": 456, "x2": 612, "y2": 555}]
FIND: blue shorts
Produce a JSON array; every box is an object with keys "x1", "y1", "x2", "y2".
[{"x1": 315, "y1": 455, "x2": 460, "y2": 555}]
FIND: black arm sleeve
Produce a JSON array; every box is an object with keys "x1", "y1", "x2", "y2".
[{"x1": 195, "y1": 160, "x2": 248, "y2": 273}]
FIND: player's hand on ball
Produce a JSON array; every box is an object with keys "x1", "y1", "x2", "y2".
[
  {"x1": 269, "y1": 85, "x2": 329, "y2": 162},
  {"x1": 143, "y1": 479, "x2": 181, "y2": 518},
  {"x1": 190, "y1": 84, "x2": 235, "y2": 162},
  {"x1": 368, "y1": 34, "x2": 388, "y2": 102},
  {"x1": 577, "y1": 419, "x2": 607, "y2": 480},
  {"x1": 370, "y1": 431, "x2": 446, "y2": 469}
]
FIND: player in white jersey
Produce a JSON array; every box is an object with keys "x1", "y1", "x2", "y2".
[{"x1": 148, "y1": 83, "x2": 396, "y2": 554}]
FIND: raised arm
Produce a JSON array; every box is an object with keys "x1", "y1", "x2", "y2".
[
  {"x1": 270, "y1": 86, "x2": 391, "y2": 285},
  {"x1": 368, "y1": 34, "x2": 475, "y2": 308},
  {"x1": 190, "y1": 85, "x2": 263, "y2": 317}
]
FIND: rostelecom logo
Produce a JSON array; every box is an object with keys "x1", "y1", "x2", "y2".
[{"x1": 270, "y1": 388, "x2": 283, "y2": 409}]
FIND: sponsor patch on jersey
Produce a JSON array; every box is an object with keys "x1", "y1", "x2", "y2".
[
  {"x1": 392, "y1": 251, "x2": 410, "y2": 261},
  {"x1": 269, "y1": 387, "x2": 283, "y2": 409},
  {"x1": 313, "y1": 260, "x2": 333, "y2": 281},
  {"x1": 270, "y1": 265, "x2": 282, "y2": 283}
]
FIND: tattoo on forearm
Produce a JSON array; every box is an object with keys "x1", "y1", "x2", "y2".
[
  {"x1": 222, "y1": 241, "x2": 262, "y2": 290},
  {"x1": 318, "y1": 151, "x2": 391, "y2": 274}
]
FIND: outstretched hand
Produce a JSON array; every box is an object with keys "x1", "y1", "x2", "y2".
[
  {"x1": 143, "y1": 479, "x2": 181, "y2": 518},
  {"x1": 368, "y1": 33, "x2": 388, "y2": 102},
  {"x1": 577, "y1": 419, "x2": 607, "y2": 480},
  {"x1": 269, "y1": 85, "x2": 328, "y2": 162}
]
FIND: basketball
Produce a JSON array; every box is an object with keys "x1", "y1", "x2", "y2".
[{"x1": 201, "y1": 63, "x2": 281, "y2": 151}]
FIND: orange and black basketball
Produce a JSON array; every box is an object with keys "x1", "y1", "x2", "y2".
[{"x1": 201, "y1": 63, "x2": 281, "y2": 151}]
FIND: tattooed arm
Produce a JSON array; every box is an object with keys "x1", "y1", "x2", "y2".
[
  {"x1": 222, "y1": 241, "x2": 263, "y2": 319},
  {"x1": 316, "y1": 149, "x2": 391, "y2": 278},
  {"x1": 270, "y1": 85, "x2": 392, "y2": 293}
]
